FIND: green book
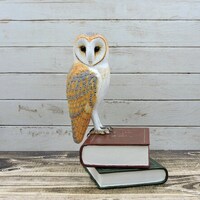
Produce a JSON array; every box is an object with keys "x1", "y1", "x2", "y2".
[{"x1": 85, "y1": 158, "x2": 168, "y2": 189}]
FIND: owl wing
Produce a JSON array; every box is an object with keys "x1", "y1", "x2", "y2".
[{"x1": 66, "y1": 63, "x2": 97, "y2": 143}]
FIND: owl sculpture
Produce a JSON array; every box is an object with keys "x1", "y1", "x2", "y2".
[{"x1": 66, "y1": 33, "x2": 111, "y2": 143}]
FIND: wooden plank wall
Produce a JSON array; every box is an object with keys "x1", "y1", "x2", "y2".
[{"x1": 0, "y1": 0, "x2": 200, "y2": 150}]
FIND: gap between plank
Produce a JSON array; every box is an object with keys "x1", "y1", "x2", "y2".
[
  {"x1": 0, "y1": 99, "x2": 200, "y2": 101},
  {"x1": 0, "y1": 72, "x2": 200, "y2": 74},
  {"x1": 1, "y1": 125, "x2": 200, "y2": 127},
  {"x1": 0, "y1": 19, "x2": 200, "y2": 22},
  {"x1": 0, "y1": 46, "x2": 200, "y2": 48}
]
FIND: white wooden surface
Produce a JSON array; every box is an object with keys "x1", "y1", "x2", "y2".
[
  {"x1": 1, "y1": 0, "x2": 200, "y2": 20},
  {"x1": 1, "y1": 100, "x2": 200, "y2": 126},
  {"x1": 0, "y1": 0, "x2": 199, "y2": 150},
  {"x1": 1, "y1": 47, "x2": 200, "y2": 73},
  {"x1": 1, "y1": 21, "x2": 200, "y2": 47},
  {"x1": 1, "y1": 74, "x2": 200, "y2": 99},
  {"x1": 0, "y1": 127, "x2": 199, "y2": 151}
]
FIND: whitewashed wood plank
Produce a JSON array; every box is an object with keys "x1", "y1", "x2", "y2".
[
  {"x1": 0, "y1": 0, "x2": 200, "y2": 20},
  {"x1": 150, "y1": 127, "x2": 200, "y2": 150},
  {"x1": 0, "y1": 174, "x2": 200, "y2": 189},
  {"x1": 110, "y1": 74, "x2": 200, "y2": 100},
  {"x1": 0, "y1": 177, "x2": 199, "y2": 196},
  {"x1": 0, "y1": 126, "x2": 82, "y2": 151},
  {"x1": 0, "y1": 74, "x2": 200, "y2": 100},
  {"x1": 1, "y1": 47, "x2": 200, "y2": 73},
  {"x1": 0, "y1": 126, "x2": 199, "y2": 150},
  {"x1": 0, "y1": 177, "x2": 95, "y2": 187},
  {"x1": 1, "y1": 21, "x2": 200, "y2": 46},
  {"x1": 0, "y1": 100, "x2": 200, "y2": 126},
  {"x1": 0, "y1": 195, "x2": 197, "y2": 200},
  {"x1": 0, "y1": 195, "x2": 198, "y2": 200}
]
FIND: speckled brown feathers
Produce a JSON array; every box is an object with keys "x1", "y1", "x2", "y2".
[{"x1": 66, "y1": 63, "x2": 97, "y2": 143}]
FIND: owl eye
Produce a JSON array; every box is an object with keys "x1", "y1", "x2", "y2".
[
  {"x1": 80, "y1": 45, "x2": 86, "y2": 53},
  {"x1": 94, "y1": 46, "x2": 100, "y2": 53}
]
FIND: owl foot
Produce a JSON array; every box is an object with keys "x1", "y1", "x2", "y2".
[
  {"x1": 88, "y1": 127, "x2": 110, "y2": 136},
  {"x1": 92, "y1": 129, "x2": 109, "y2": 135},
  {"x1": 101, "y1": 126, "x2": 113, "y2": 132}
]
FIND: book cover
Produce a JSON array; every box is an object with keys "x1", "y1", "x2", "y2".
[
  {"x1": 85, "y1": 158, "x2": 168, "y2": 189},
  {"x1": 80, "y1": 128, "x2": 150, "y2": 168}
]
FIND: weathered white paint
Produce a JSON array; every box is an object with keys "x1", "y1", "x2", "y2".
[
  {"x1": 0, "y1": 100, "x2": 200, "y2": 126},
  {"x1": 0, "y1": 0, "x2": 199, "y2": 150},
  {"x1": 0, "y1": 74, "x2": 200, "y2": 100},
  {"x1": 1, "y1": 21, "x2": 200, "y2": 46},
  {"x1": 0, "y1": 126, "x2": 199, "y2": 151},
  {"x1": 1, "y1": 0, "x2": 200, "y2": 20},
  {"x1": 0, "y1": 47, "x2": 200, "y2": 73}
]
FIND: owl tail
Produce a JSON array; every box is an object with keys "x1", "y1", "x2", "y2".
[{"x1": 71, "y1": 118, "x2": 90, "y2": 144}]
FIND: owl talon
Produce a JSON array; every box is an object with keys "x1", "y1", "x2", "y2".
[
  {"x1": 88, "y1": 126, "x2": 112, "y2": 136},
  {"x1": 101, "y1": 126, "x2": 113, "y2": 132},
  {"x1": 89, "y1": 128, "x2": 110, "y2": 135},
  {"x1": 104, "y1": 128, "x2": 110, "y2": 134}
]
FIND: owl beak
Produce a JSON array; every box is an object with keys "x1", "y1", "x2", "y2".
[
  {"x1": 86, "y1": 45, "x2": 94, "y2": 66},
  {"x1": 88, "y1": 60, "x2": 93, "y2": 65}
]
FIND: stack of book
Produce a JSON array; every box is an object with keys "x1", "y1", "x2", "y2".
[{"x1": 80, "y1": 128, "x2": 168, "y2": 189}]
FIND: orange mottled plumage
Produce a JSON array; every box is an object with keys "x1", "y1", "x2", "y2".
[{"x1": 66, "y1": 62, "x2": 97, "y2": 143}]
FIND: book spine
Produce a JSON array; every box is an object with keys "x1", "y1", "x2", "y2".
[
  {"x1": 148, "y1": 145, "x2": 150, "y2": 167},
  {"x1": 79, "y1": 143, "x2": 86, "y2": 166}
]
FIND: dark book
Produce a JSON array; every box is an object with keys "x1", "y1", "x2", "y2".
[
  {"x1": 80, "y1": 128, "x2": 150, "y2": 168},
  {"x1": 85, "y1": 158, "x2": 168, "y2": 189}
]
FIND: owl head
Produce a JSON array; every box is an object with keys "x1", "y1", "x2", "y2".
[{"x1": 73, "y1": 33, "x2": 109, "y2": 66}]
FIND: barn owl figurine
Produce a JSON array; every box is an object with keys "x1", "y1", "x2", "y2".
[{"x1": 66, "y1": 33, "x2": 112, "y2": 143}]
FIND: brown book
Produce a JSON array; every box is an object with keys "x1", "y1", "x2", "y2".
[{"x1": 80, "y1": 128, "x2": 150, "y2": 168}]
